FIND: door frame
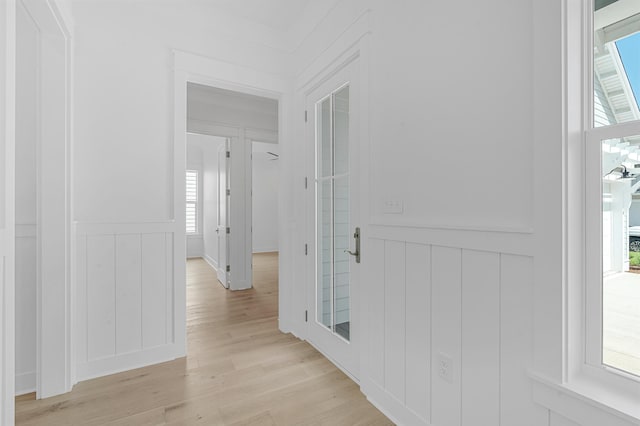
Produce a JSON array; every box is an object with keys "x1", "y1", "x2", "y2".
[
  {"x1": 1, "y1": 1, "x2": 17, "y2": 422},
  {"x1": 173, "y1": 51, "x2": 289, "y2": 353},
  {"x1": 299, "y1": 35, "x2": 371, "y2": 383},
  {"x1": 3, "y1": 0, "x2": 73, "y2": 418},
  {"x1": 19, "y1": 0, "x2": 74, "y2": 399},
  {"x1": 216, "y1": 139, "x2": 230, "y2": 288}
]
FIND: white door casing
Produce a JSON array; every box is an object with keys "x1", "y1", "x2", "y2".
[
  {"x1": 1, "y1": 0, "x2": 17, "y2": 422},
  {"x1": 18, "y1": 0, "x2": 72, "y2": 400},
  {"x1": 217, "y1": 141, "x2": 229, "y2": 288}
]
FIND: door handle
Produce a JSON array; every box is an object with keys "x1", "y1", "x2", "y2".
[{"x1": 344, "y1": 227, "x2": 361, "y2": 264}]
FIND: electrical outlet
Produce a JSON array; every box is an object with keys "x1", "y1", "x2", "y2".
[{"x1": 437, "y1": 352, "x2": 453, "y2": 383}]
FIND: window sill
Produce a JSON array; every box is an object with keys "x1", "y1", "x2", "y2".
[{"x1": 531, "y1": 371, "x2": 640, "y2": 426}]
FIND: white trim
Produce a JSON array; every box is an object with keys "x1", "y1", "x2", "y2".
[
  {"x1": 76, "y1": 344, "x2": 178, "y2": 383},
  {"x1": 15, "y1": 224, "x2": 36, "y2": 238},
  {"x1": 252, "y1": 247, "x2": 278, "y2": 254},
  {"x1": 369, "y1": 223, "x2": 533, "y2": 257},
  {"x1": 202, "y1": 254, "x2": 218, "y2": 272},
  {"x1": 75, "y1": 221, "x2": 176, "y2": 235},
  {"x1": 532, "y1": 373, "x2": 640, "y2": 426},
  {"x1": 15, "y1": 372, "x2": 35, "y2": 396},
  {"x1": 2, "y1": 0, "x2": 17, "y2": 421},
  {"x1": 361, "y1": 378, "x2": 426, "y2": 426},
  {"x1": 14, "y1": 0, "x2": 73, "y2": 401}
]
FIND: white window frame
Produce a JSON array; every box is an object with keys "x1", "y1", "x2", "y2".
[
  {"x1": 572, "y1": 0, "x2": 640, "y2": 407},
  {"x1": 186, "y1": 169, "x2": 199, "y2": 235}
]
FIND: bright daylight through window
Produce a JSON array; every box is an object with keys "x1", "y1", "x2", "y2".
[
  {"x1": 186, "y1": 170, "x2": 198, "y2": 234},
  {"x1": 593, "y1": 0, "x2": 640, "y2": 377}
]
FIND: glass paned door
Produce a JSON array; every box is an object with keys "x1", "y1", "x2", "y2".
[
  {"x1": 306, "y1": 57, "x2": 359, "y2": 378},
  {"x1": 316, "y1": 85, "x2": 351, "y2": 341}
]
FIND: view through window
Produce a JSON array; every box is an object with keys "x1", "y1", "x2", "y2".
[
  {"x1": 594, "y1": 0, "x2": 640, "y2": 376},
  {"x1": 186, "y1": 170, "x2": 198, "y2": 234}
]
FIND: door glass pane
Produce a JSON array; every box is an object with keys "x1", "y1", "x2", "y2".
[
  {"x1": 318, "y1": 179, "x2": 332, "y2": 328},
  {"x1": 315, "y1": 84, "x2": 351, "y2": 342},
  {"x1": 333, "y1": 175, "x2": 350, "y2": 340},
  {"x1": 319, "y1": 97, "x2": 332, "y2": 177},
  {"x1": 593, "y1": 3, "x2": 640, "y2": 127},
  {"x1": 333, "y1": 86, "x2": 349, "y2": 176},
  {"x1": 601, "y1": 135, "x2": 640, "y2": 376}
]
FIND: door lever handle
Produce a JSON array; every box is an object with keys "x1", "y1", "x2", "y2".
[{"x1": 344, "y1": 227, "x2": 361, "y2": 263}]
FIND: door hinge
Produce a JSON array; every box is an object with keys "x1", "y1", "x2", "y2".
[
  {"x1": 226, "y1": 227, "x2": 230, "y2": 234},
  {"x1": 304, "y1": 177, "x2": 308, "y2": 189},
  {"x1": 304, "y1": 110, "x2": 308, "y2": 123},
  {"x1": 226, "y1": 151, "x2": 230, "y2": 158},
  {"x1": 226, "y1": 189, "x2": 231, "y2": 196},
  {"x1": 304, "y1": 244, "x2": 308, "y2": 255},
  {"x1": 305, "y1": 310, "x2": 308, "y2": 322},
  {"x1": 226, "y1": 265, "x2": 230, "y2": 272}
]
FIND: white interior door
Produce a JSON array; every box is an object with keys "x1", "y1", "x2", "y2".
[
  {"x1": 306, "y1": 60, "x2": 360, "y2": 378},
  {"x1": 217, "y1": 141, "x2": 229, "y2": 288}
]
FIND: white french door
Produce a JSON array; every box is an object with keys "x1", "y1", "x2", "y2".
[{"x1": 306, "y1": 60, "x2": 360, "y2": 379}]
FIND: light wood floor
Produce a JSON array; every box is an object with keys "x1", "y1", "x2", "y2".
[{"x1": 16, "y1": 253, "x2": 392, "y2": 425}]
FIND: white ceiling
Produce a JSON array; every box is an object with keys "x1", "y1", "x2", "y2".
[{"x1": 204, "y1": 0, "x2": 311, "y2": 31}]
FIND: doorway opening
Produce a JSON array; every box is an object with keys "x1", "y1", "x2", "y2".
[{"x1": 184, "y1": 83, "x2": 279, "y2": 293}]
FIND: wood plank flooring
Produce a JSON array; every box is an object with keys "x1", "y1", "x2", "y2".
[{"x1": 16, "y1": 253, "x2": 392, "y2": 425}]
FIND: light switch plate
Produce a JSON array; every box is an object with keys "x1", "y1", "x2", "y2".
[{"x1": 383, "y1": 200, "x2": 403, "y2": 214}]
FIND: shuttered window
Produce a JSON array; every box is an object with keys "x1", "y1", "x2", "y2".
[{"x1": 186, "y1": 170, "x2": 198, "y2": 234}]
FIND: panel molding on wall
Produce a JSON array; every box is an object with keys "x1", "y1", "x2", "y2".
[
  {"x1": 75, "y1": 222, "x2": 178, "y2": 382},
  {"x1": 360, "y1": 223, "x2": 540, "y2": 426},
  {"x1": 15, "y1": 223, "x2": 37, "y2": 395}
]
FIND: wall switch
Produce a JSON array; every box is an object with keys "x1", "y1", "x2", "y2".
[
  {"x1": 437, "y1": 352, "x2": 454, "y2": 383},
  {"x1": 383, "y1": 199, "x2": 404, "y2": 214}
]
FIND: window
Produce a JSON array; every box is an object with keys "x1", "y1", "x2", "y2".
[
  {"x1": 588, "y1": 0, "x2": 640, "y2": 380},
  {"x1": 186, "y1": 170, "x2": 198, "y2": 234}
]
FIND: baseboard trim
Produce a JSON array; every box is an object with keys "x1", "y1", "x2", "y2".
[
  {"x1": 252, "y1": 248, "x2": 278, "y2": 254},
  {"x1": 15, "y1": 371, "x2": 36, "y2": 396},
  {"x1": 360, "y1": 377, "x2": 428, "y2": 426},
  {"x1": 76, "y1": 344, "x2": 179, "y2": 383},
  {"x1": 203, "y1": 254, "x2": 218, "y2": 272}
]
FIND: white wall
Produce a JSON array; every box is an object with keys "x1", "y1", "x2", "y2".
[
  {"x1": 15, "y1": 0, "x2": 38, "y2": 395},
  {"x1": 73, "y1": 1, "x2": 287, "y2": 223},
  {"x1": 252, "y1": 142, "x2": 279, "y2": 253}
]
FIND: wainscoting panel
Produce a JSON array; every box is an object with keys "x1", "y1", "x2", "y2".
[
  {"x1": 87, "y1": 234, "x2": 116, "y2": 361},
  {"x1": 368, "y1": 238, "x2": 385, "y2": 388},
  {"x1": 76, "y1": 222, "x2": 177, "y2": 381},
  {"x1": 461, "y1": 250, "x2": 500, "y2": 426},
  {"x1": 431, "y1": 246, "x2": 462, "y2": 426},
  {"x1": 384, "y1": 240, "x2": 406, "y2": 403},
  {"x1": 404, "y1": 242, "x2": 430, "y2": 422},
  {"x1": 501, "y1": 254, "x2": 537, "y2": 426},
  {"x1": 363, "y1": 225, "x2": 539, "y2": 426},
  {"x1": 115, "y1": 234, "x2": 142, "y2": 355},
  {"x1": 15, "y1": 224, "x2": 37, "y2": 394}
]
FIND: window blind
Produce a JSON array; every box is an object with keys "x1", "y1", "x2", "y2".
[{"x1": 186, "y1": 170, "x2": 198, "y2": 234}]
